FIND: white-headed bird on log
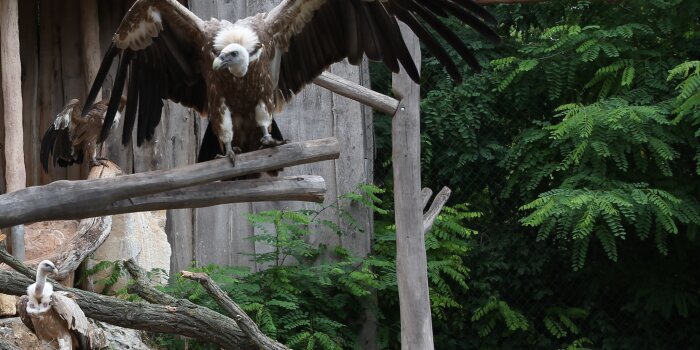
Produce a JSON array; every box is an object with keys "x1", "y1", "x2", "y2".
[
  {"x1": 17, "y1": 260, "x2": 95, "y2": 350},
  {"x1": 83, "y1": 0, "x2": 500, "y2": 164}
]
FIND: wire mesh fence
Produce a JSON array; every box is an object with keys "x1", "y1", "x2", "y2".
[{"x1": 369, "y1": 100, "x2": 692, "y2": 349}]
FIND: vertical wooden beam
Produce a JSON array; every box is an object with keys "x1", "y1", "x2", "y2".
[
  {"x1": 18, "y1": 0, "x2": 39, "y2": 187},
  {"x1": 392, "y1": 24, "x2": 434, "y2": 349},
  {"x1": 1, "y1": 0, "x2": 26, "y2": 260},
  {"x1": 80, "y1": 0, "x2": 102, "y2": 101}
]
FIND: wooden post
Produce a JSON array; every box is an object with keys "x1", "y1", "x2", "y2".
[
  {"x1": 80, "y1": 0, "x2": 102, "y2": 101},
  {"x1": 1, "y1": 0, "x2": 26, "y2": 261},
  {"x1": 392, "y1": 24, "x2": 434, "y2": 349}
]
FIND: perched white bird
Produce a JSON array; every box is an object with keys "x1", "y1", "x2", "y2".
[{"x1": 17, "y1": 260, "x2": 92, "y2": 350}]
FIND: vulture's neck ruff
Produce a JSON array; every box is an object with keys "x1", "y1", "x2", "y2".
[{"x1": 27, "y1": 260, "x2": 57, "y2": 313}]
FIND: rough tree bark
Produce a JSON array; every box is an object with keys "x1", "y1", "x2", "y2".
[
  {"x1": 0, "y1": 251, "x2": 273, "y2": 350},
  {"x1": 0, "y1": 0, "x2": 26, "y2": 261},
  {"x1": 392, "y1": 24, "x2": 434, "y2": 349},
  {"x1": 181, "y1": 271, "x2": 291, "y2": 350},
  {"x1": 0, "y1": 138, "x2": 339, "y2": 228}
]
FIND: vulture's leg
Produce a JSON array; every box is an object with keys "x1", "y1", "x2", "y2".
[
  {"x1": 88, "y1": 145, "x2": 108, "y2": 167},
  {"x1": 214, "y1": 103, "x2": 237, "y2": 165},
  {"x1": 256, "y1": 103, "x2": 286, "y2": 148}
]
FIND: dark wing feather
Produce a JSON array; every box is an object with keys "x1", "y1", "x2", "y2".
[
  {"x1": 40, "y1": 102, "x2": 82, "y2": 172},
  {"x1": 268, "y1": 0, "x2": 499, "y2": 97},
  {"x1": 83, "y1": 0, "x2": 209, "y2": 146},
  {"x1": 16, "y1": 296, "x2": 35, "y2": 334}
]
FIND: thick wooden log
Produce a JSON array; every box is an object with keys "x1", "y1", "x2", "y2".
[
  {"x1": 0, "y1": 267, "x2": 252, "y2": 349},
  {"x1": 108, "y1": 175, "x2": 326, "y2": 213},
  {"x1": 392, "y1": 24, "x2": 434, "y2": 349},
  {"x1": 1, "y1": 0, "x2": 26, "y2": 261},
  {"x1": 0, "y1": 138, "x2": 339, "y2": 228},
  {"x1": 314, "y1": 72, "x2": 399, "y2": 115},
  {"x1": 11, "y1": 164, "x2": 122, "y2": 281}
]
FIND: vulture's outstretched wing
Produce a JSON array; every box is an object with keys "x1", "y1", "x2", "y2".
[
  {"x1": 16, "y1": 296, "x2": 35, "y2": 334},
  {"x1": 83, "y1": 0, "x2": 208, "y2": 146},
  {"x1": 267, "y1": 0, "x2": 500, "y2": 101},
  {"x1": 51, "y1": 292, "x2": 90, "y2": 350},
  {"x1": 40, "y1": 100, "x2": 82, "y2": 172}
]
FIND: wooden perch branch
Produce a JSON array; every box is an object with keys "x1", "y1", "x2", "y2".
[
  {"x1": 314, "y1": 72, "x2": 399, "y2": 115},
  {"x1": 0, "y1": 338, "x2": 20, "y2": 350},
  {"x1": 0, "y1": 138, "x2": 339, "y2": 228},
  {"x1": 0, "y1": 252, "x2": 256, "y2": 349},
  {"x1": 182, "y1": 271, "x2": 291, "y2": 350},
  {"x1": 423, "y1": 187, "x2": 452, "y2": 235}
]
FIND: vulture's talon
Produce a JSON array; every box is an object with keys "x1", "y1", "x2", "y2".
[
  {"x1": 260, "y1": 135, "x2": 288, "y2": 148},
  {"x1": 89, "y1": 159, "x2": 109, "y2": 167}
]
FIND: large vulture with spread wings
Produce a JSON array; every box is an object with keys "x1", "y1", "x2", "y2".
[{"x1": 84, "y1": 0, "x2": 499, "y2": 162}]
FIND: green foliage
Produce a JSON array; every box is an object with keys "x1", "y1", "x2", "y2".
[
  {"x1": 154, "y1": 184, "x2": 480, "y2": 350},
  {"x1": 367, "y1": 0, "x2": 700, "y2": 348}
]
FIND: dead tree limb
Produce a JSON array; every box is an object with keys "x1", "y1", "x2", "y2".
[
  {"x1": 0, "y1": 338, "x2": 20, "y2": 350},
  {"x1": 420, "y1": 188, "x2": 434, "y2": 210},
  {"x1": 314, "y1": 72, "x2": 399, "y2": 115},
  {"x1": 0, "y1": 252, "x2": 256, "y2": 349},
  {"x1": 0, "y1": 137, "x2": 339, "y2": 228},
  {"x1": 423, "y1": 187, "x2": 452, "y2": 235},
  {"x1": 182, "y1": 271, "x2": 291, "y2": 350}
]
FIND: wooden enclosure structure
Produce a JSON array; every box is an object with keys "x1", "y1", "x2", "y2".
[{"x1": 0, "y1": 0, "x2": 374, "y2": 273}]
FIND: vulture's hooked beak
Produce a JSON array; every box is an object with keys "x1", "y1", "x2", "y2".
[{"x1": 212, "y1": 56, "x2": 230, "y2": 71}]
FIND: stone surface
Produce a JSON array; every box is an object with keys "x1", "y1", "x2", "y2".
[
  {"x1": 0, "y1": 296, "x2": 15, "y2": 318},
  {"x1": 0, "y1": 317, "x2": 155, "y2": 349},
  {"x1": 23, "y1": 221, "x2": 79, "y2": 262},
  {"x1": 88, "y1": 211, "x2": 171, "y2": 293}
]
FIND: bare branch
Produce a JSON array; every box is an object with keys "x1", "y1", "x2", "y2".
[
  {"x1": 182, "y1": 271, "x2": 291, "y2": 350},
  {"x1": 0, "y1": 138, "x2": 339, "y2": 228},
  {"x1": 421, "y1": 188, "x2": 434, "y2": 211},
  {"x1": 314, "y1": 72, "x2": 399, "y2": 115},
  {"x1": 0, "y1": 254, "x2": 255, "y2": 349},
  {"x1": 423, "y1": 187, "x2": 452, "y2": 235}
]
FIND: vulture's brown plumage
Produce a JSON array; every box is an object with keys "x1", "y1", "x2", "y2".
[
  {"x1": 83, "y1": 0, "x2": 500, "y2": 162},
  {"x1": 40, "y1": 97, "x2": 126, "y2": 172}
]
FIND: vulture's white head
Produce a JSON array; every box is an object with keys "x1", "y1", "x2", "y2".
[
  {"x1": 37, "y1": 260, "x2": 57, "y2": 276},
  {"x1": 213, "y1": 43, "x2": 251, "y2": 78}
]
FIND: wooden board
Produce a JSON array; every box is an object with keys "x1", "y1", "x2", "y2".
[{"x1": 1, "y1": 0, "x2": 374, "y2": 274}]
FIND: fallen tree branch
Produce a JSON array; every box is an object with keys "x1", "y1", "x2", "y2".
[
  {"x1": 107, "y1": 175, "x2": 326, "y2": 213},
  {"x1": 182, "y1": 271, "x2": 291, "y2": 350},
  {"x1": 0, "y1": 138, "x2": 339, "y2": 228},
  {"x1": 420, "y1": 188, "x2": 434, "y2": 211},
  {"x1": 423, "y1": 187, "x2": 452, "y2": 235},
  {"x1": 0, "y1": 338, "x2": 20, "y2": 350},
  {"x1": 314, "y1": 72, "x2": 399, "y2": 115},
  {"x1": 0, "y1": 253, "x2": 255, "y2": 349},
  {"x1": 14, "y1": 164, "x2": 120, "y2": 281}
]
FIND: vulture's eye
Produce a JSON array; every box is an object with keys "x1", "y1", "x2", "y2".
[{"x1": 231, "y1": 51, "x2": 238, "y2": 57}]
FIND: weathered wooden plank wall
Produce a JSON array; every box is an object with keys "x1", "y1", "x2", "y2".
[
  {"x1": 188, "y1": 0, "x2": 374, "y2": 272},
  {"x1": 0, "y1": 0, "x2": 374, "y2": 273}
]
